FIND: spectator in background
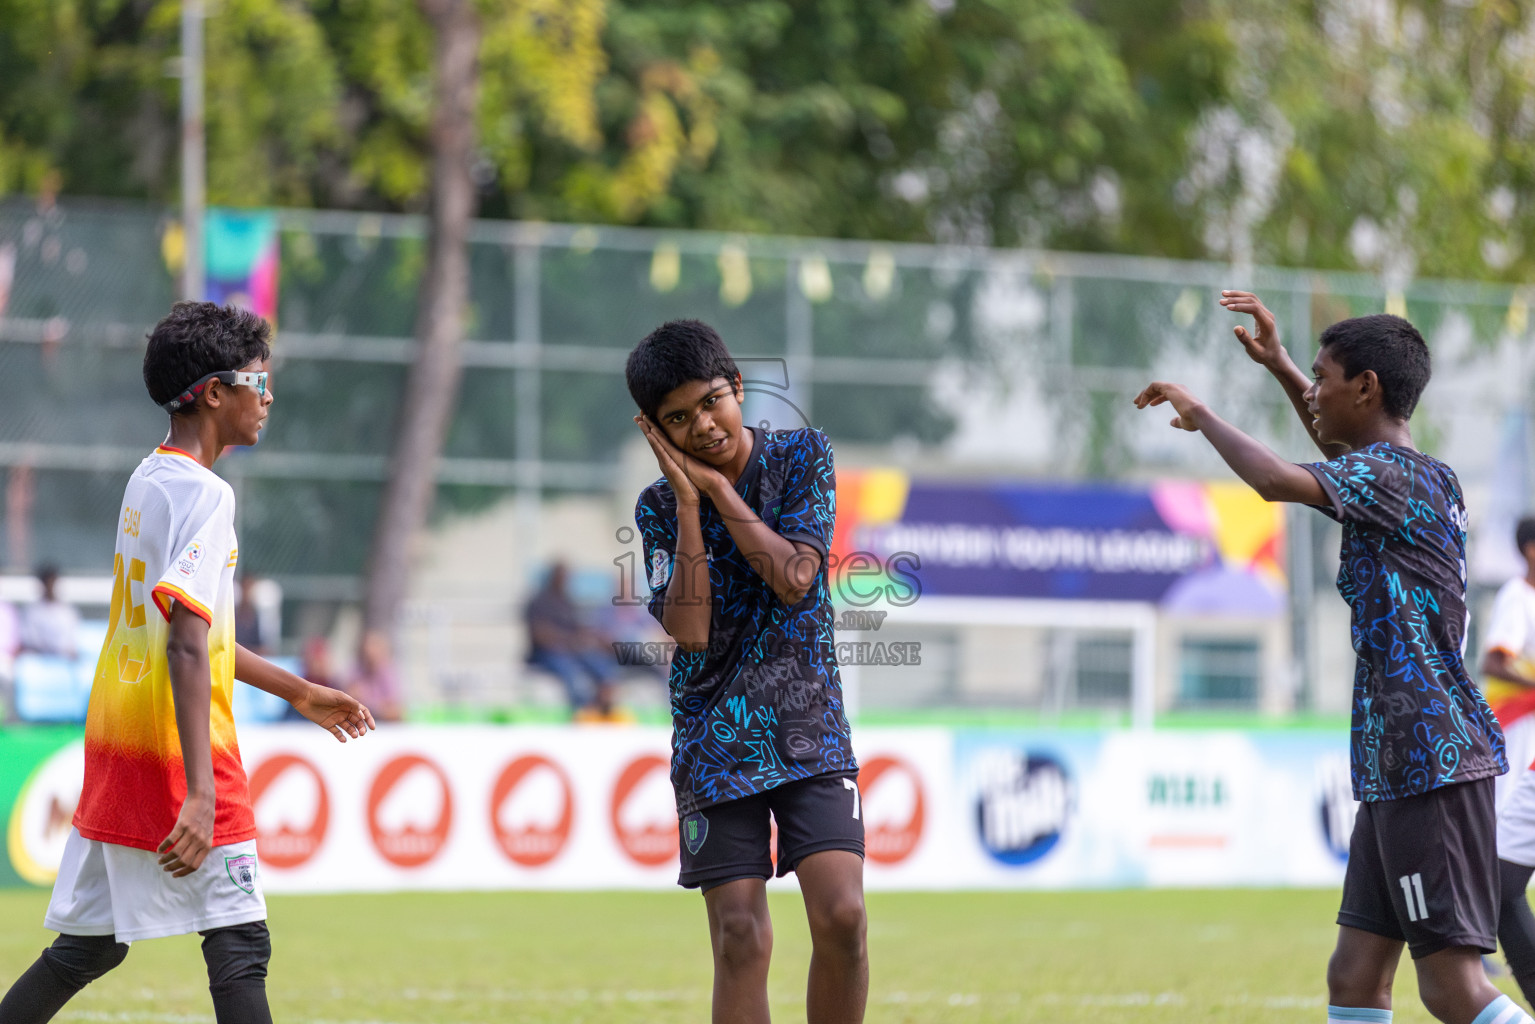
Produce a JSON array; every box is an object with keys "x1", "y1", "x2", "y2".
[
  {"x1": 282, "y1": 636, "x2": 340, "y2": 723},
  {"x1": 301, "y1": 636, "x2": 340, "y2": 691},
  {"x1": 573, "y1": 680, "x2": 636, "y2": 725},
  {"x1": 19, "y1": 564, "x2": 78, "y2": 659},
  {"x1": 524, "y1": 561, "x2": 620, "y2": 714},
  {"x1": 234, "y1": 575, "x2": 274, "y2": 655},
  {"x1": 0, "y1": 600, "x2": 17, "y2": 721},
  {"x1": 346, "y1": 630, "x2": 402, "y2": 723},
  {"x1": 0, "y1": 601, "x2": 18, "y2": 662},
  {"x1": 596, "y1": 594, "x2": 671, "y2": 682}
]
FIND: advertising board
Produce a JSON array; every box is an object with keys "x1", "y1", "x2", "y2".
[{"x1": 1, "y1": 726, "x2": 1350, "y2": 892}]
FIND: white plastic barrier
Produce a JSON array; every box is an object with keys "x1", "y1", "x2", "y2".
[{"x1": 6, "y1": 725, "x2": 1354, "y2": 891}]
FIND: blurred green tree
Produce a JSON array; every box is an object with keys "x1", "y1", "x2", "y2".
[
  {"x1": 0, "y1": 0, "x2": 343, "y2": 205},
  {"x1": 1099, "y1": 0, "x2": 1535, "y2": 283},
  {"x1": 5, "y1": 0, "x2": 1535, "y2": 284}
]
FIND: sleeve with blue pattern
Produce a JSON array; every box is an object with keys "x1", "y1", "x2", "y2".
[
  {"x1": 634, "y1": 485, "x2": 677, "y2": 625},
  {"x1": 775, "y1": 429, "x2": 836, "y2": 556},
  {"x1": 1302, "y1": 447, "x2": 1410, "y2": 533}
]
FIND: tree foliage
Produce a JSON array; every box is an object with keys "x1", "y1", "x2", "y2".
[{"x1": 2, "y1": 0, "x2": 1535, "y2": 280}]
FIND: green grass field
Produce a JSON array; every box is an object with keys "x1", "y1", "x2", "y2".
[{"x1": 0, "y1": 888, "x2": 1522, "y2": 1023}]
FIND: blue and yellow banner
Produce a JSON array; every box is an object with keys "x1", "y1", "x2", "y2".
[{"x1": 831, "y1": 473, "x2": 1285, "y2": 614}]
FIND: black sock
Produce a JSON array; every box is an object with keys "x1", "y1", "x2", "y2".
[
  {"x1": 201, "y1": 923, "x2": 272, "y2": 1024},
  {"x1": 208, "y1": 979, "x2": 273, "y2": 1024},
  {"x1": 0, "y1": 935, "x2": 129, "y2": 1024},
  {"x1": 1500, "y1": 858, "x2": 1535, "y2": 1008}
]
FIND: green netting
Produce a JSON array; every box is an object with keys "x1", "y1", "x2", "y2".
[{"x1": 0, "y1": 199, "x2": 1530, "y2": 586}]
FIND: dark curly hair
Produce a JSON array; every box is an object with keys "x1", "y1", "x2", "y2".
[
  {"x1": 1318, "y1": 314, "x2": 1431, "y2": 421},
  {"x1": 143, "y1": 302, "x2": 272, "y2": 414},
  {"x1": 1517, "y1": 516, "x2": 1535, "y2": 554},
  {"x1": 625, "y1": 319, "x2": 740, "y2": 420}
]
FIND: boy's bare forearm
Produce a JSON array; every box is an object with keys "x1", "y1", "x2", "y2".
[
  {"x1": 166, "y1": 619, "x2": 215, "y2": 800},
  {"x1": 709, "y1": 486, "x2": 819, "y2": 605},
  {"x1": 1265, "y1": 351, "x2": 1332, "y2": 456},
  {"x1": 235, "y1": 643, "x2": 309, "y2": 705},
  {"x1": 660, "y1": 505, "x2": 712, "y2": 650},
  {"x1": 1187, "y1": 403, "x2": 1328, "y2": 505}
]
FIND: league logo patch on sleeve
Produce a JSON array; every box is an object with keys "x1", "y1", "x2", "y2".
[
  {"x1": 650, "y1": 549, "x2": 672, "y2": 591},
  {"x1": 175, "y1": 540, "x2": 205, "y2": 579}
]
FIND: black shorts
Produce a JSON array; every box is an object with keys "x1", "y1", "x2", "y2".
[
  {"x1": 677, "y1": 772, "x2": 865, "y2": 890},
  {"x1": 1338, "y1": 776, "x2": 1498, "y2": 959}
]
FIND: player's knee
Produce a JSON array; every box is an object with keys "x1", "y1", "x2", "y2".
[
  {"x1": 42, "y1": 934, "x2": 129, "y2": 990},
  {"x1": 200, "y1": 921, "x2": 271, "y2": 989},
  {"x1": 809, "y1": 893, "x2": 867, "y2": 958},
  {"x1": 712, "y1": 906, "x2": 772, "y2": 969},
  {"x1": 1325, "y1": 948, "x2": 1385, "y2": 1006},
  {"x1": 1414, "y1": 973, "x2": 1459, "y2": 1022}
]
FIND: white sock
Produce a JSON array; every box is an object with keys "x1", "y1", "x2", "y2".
[{"x1": 1471, "y1": 994, "x2": 1535, "y2": 1024}]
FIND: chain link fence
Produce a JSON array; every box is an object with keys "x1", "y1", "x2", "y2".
[{"x1": 1, "y1": 198, "x2": 1532, "y2": 711}]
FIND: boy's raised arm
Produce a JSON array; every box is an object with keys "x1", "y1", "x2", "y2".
[
  {"x1": 1219, "y1": 290, "x2": 1334, "y2": 457},
  {"x1": 702, "y1": 435, "x2": 824, "y2": 608},
  {"x1": 1134, "y1": 381, "x2": 1328, "y2": 506}
]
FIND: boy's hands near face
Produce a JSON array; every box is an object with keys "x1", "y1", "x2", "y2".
[
  {"x1": 635, "y1": 417, "x2": 727, "y2": 505},
  {"x1": 1134, "y1": 382, "x2": 1206, "y2": 431},
  {"x1": 296, "y1": 683, "x2": 376, "y2": 741},
  {"x1": 1220, "y1": 291, "x2": 1285, "y2": 367}
]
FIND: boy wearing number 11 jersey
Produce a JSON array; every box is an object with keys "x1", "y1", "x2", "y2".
[
  {"x1": 1136, "y1": 294, "x2": 1517, "y2": 1024},
  {"x1": 0, "y1": 302, "x2": 375, "y2": 1024}
]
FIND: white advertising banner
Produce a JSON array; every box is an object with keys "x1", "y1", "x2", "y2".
[
  {"x1": 235, "y1": 725, "x2": 956, "y2": 893},
  {"x1": 940, "y1": 730, "x2": 1352, "y2": 889},
  {"x1": 7, "y1": 725, "x2": 1353, "y2": 892}
]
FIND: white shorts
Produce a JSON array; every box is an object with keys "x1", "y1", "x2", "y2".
[
  {"x1": 44, "y1": 829, "x2": 267, "y2": 943},
  {"x1": 1500, "y1": 768, "x2": 1535, "y2": 867},
  {"x1": 1498, "y1": 714, "x2": 1535, "y2": 811}
]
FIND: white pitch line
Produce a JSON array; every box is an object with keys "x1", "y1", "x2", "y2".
[{"x1": 58, "y1": 989, "x2": 1330, "y2": 1021}]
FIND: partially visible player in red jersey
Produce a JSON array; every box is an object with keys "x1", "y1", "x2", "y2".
[
  {"x1": 1481, "y1": 518, "x2": 1535, "y2": 800},
  {"x1": 1483, "y1": 517, "x2": 1535, "y2": 1004},
  {"x1": 0, "y1": 302, "x2": 374, "y2": 1024}
]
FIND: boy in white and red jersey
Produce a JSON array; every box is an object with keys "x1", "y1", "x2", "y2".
[
  {"x1": 1481, "y1": 517, "x2": 1535, "y2": 801},
  {"x1": 0, "y1": 302, "x2": 375, "y2": 1024},
  {"x1": 1484, "y1": 517, "x2": 1535, "y2": 1004}
]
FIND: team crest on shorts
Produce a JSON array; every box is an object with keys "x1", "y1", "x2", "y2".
[
  {"x1": 226, "y1": 854, "x2": 258, "y2": 895},
  {"x1": 684, "y1": 813, "x2": 708, "y2": 855}
]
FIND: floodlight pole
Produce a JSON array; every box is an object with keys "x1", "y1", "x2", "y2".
[{"x1": 181, "y1": 0, "x2": 206, "y2": 302}]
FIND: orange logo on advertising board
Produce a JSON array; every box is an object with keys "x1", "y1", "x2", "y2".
[
  {"x1": 489, "y1": 755, "x2": 574, "y2": 868},
  {"x1": 248, "y1": 754, "x2": 330, "y2": 869},
  {"x1": 367, "y1": 755, "x2": 453, "y2": 868},
  {"x1": 611, "y1": 754, "x2": 677, "y2": 867},
  {"x1": 860, "y1": 757, "x2": 925, "y2": 865}
]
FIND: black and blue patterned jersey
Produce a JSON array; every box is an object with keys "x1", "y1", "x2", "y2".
[
  {"x1": 635, "y1": 427, "x2": 857, "y2": 816},
  {"x1": 1305, "y1": 443, "x2": 1506, "y2": 801}
]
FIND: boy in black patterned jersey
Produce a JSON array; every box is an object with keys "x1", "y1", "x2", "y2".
[
  {"x1": 628, "y1": 320, "x2": 866, "y2": 1024},
  {"x1": 1136, "y1": 293, "x2": 1515, "y2": 1024}
]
